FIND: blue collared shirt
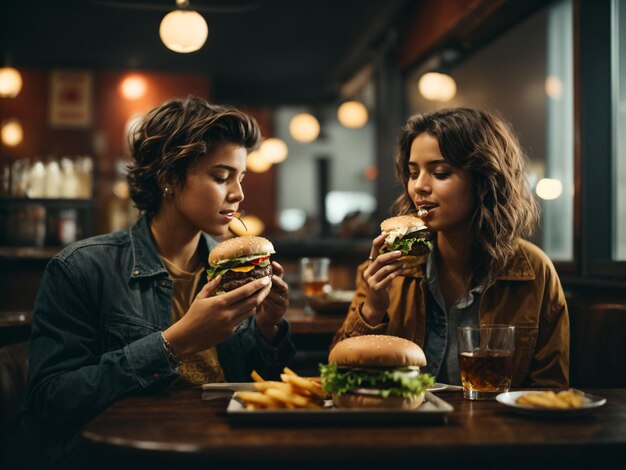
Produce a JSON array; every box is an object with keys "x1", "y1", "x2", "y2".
[
  {"x1": 14, "y1": 216, "x2": 295, "y2": 467},
  {"x1": 422, "y1": 249, "x2": 484, "y2": 385}
]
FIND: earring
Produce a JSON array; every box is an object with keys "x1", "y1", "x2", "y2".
[{"x1": 163, "y1": 186, "x2": 173, "y2": 197}]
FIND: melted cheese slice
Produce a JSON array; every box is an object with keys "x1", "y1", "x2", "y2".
[
  {"x1": 230, "y1": 265, "x2": 255, "y2": 273},
  {"x1": 384, "y1": 224, "x2": 426, "y2": 245}
]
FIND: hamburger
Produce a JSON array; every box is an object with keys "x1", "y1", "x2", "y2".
[
  {"x1": 320, "y1": 335, "x2": 434, "y2": 409},
  {"x1": 379, "y1": 215, "x2": 433, "y2": 270},
  {"x1": 207, "y1": 236, "x2": 275, "y2": 294}
]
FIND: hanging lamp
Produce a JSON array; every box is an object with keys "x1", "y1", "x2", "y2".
[{"x1": 160, "y1": 0, "x2": 208, "y2": 53}]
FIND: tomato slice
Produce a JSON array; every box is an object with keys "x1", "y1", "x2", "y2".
[{"x1": 250, "y1": 256, "x2": 269, "y2": 265}]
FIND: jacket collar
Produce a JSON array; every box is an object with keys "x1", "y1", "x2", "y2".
[
  {"x1": 407, "y1": 241, "x2": 536, "y2": 282},
  {"x1": 494, "y1": 246, "x2": 535, "y2": 281},
  {"x1": 128, "y1": 216, "x2": 217, "y2": 280}
]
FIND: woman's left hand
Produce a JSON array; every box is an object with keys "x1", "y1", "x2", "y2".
[{"x1": 256, "y1": 261, "x2": 289, "y2": 341}]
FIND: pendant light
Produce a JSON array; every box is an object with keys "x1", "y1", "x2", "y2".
[
  {"x1": 535, "y1": 178, "x2": 563, "y2": 200},
  {"x1": 418, "y1": 72, "x2": 457, "y2": 102},
  {"x1": 120, "y1": 75, "x2": 147, "y2": 100},
  {"x1": 0, "y1": 66, "x2": 23, "y2": 98},
  {"x1": 247, "y1": 151, "x2": 272, "y2": 173},
  {"x1": 160, "y1": 0, "x2": 208, "y2": 53},
  {"x1": 259, "y1": 137, "x2": 288, "y2": 163},
  {"x1": 1, "y1": 118, "x2": 24, "y2": 147},
  {"x1": 337, "y1": 101, "x2": 368, "y2": 129},
  {"x1": 289, "y1": 113, "x2": 320, "y2": 143}
]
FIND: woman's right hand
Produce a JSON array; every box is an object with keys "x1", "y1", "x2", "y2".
[
  {"x1": 163, "y1": 275, "x2": 272, "y2": 357},
  {"x1": 361, "y1": 233, "x2": 405, "y2": 324}
]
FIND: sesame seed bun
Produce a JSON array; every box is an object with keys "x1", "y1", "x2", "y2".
[
  {"x1": 208, "y1": 236, "x2": 275, "y2": 266},
  {"x1": 328, "y1": 335, "x2": 426, "y2": 368},
  {"x1": 380, "y1": 215, "x2": 426, "y2": 234}
]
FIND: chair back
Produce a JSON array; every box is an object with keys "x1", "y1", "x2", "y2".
[{"x1": 570, "y1": 302, "x2": 626, "y2": 387}]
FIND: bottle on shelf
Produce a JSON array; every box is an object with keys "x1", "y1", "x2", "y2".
[
  {"x1": 11, "y1": 158, "x2": 30, "y2": 197},
  {"x1": 60, "y1": 157, "x2": 79, "y2": 198},
  {"x1": 27, "y1": 160, "x2": 46, "y2": 198},
  {"x1": 44, "y1": 159, "x2": 63, "y2": 198},
  {"x1": 76, "y1": 155, "x2": 94, "y2": 199}
]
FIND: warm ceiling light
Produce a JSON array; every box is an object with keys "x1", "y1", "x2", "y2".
[
  {"x1": 160, "y1": 1, "x2": 208, "y2": 53},
  {"x1": 545, "y1": 75, "x2": 563, "y2": 100},
  {"x1": 247, "y1": 150, "x2": 272, "y2": 173},
  {"x1": 0, "y1": 67, "x2": 23, "y2": 98},
  {"x1": 418, "y1": 72, "x2": 457, "y2": 102},
  {"x1": 289, "y1": 113, "x2": 320, "y2": 143},
  {"x1": 535, "y1": 178, "x2": 563, "y2": 200},
  {"x1": 259, "y1": 137, "x2": 288, "y2": 163},
  {"x1": 337, "y1": 101, "x2": 368, "y2": 128},
  {"x1": 1, "y1": 118, "x2": 24, "y2": 146},
  {"x1": 120, "y1": 76, "x2": 147, "y2": 100},
  {"x1": 229, "y1": 214, "x2": 265, "y2": 236}
]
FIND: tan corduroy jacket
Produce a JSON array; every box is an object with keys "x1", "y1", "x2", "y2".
[{"x1": 332, "y1": 239, "x2": 569, "y2": 388}]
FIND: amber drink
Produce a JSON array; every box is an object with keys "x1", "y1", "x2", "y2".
[
  {"x1": 300, "y1": 257, "x2": 331, "y2": 314},
  {"x1": 303, "y1": 279, "x2": 331, "y2": 297},
  {"x1": 457, "y1": 325, "x2": 515, "y2": 400}
]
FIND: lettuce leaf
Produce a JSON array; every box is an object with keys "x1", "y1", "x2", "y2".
[
  {"x1": 206, "y1": 255, "x2": 270, "y2": 279},
  {"x1": 380, "y1": 236, "x2": 433, "y2": 255},
  {"x1": 319, "y1": 362, "x2": 434, "y2": 398}
]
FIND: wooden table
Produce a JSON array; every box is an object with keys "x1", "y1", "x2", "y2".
[
  {"x1": 285, "y1": 307, "x2": 345, "y2": 335},
  {"x1": 80, "y1": 387, "x2": 626, "y2": 469}
]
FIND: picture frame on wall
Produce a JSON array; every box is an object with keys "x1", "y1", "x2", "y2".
[{"x1": 49, "y1": 70, "x2": 93, "y2": 128}]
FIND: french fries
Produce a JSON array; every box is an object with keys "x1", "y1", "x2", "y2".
[
  {"x1": 234, "y1": 368, "x2": 328, "y2": 410},
  {"x1": 516, "y1": 390, "x2": 585, "y2": 409}
]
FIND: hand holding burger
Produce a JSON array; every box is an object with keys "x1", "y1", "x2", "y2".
[
  {"x1": 360, "y1": 215, "x2": 433, "y2": 325},
  {"x1": 379, "y1": 215, "x2": 433, "y2": 274},
  {"x1": 320, "y1": 335, "x2": 434, "y2": 409},
  {"x1": 207, "y1": 235, "x2": 289, "y2": 341},
  {"x1": 207, "y1": 236, "x2": 275, "y2": 295}
]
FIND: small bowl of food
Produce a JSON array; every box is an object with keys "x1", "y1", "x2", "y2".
[{"x1": 305, "y1": 290, "x2": 355, "y2": 315}]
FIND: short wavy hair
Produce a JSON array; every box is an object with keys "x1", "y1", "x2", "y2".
[
  {"x1": 392, "y1": 107, "x2": 539, "y2": 281},
  {"x1": 127, "y1": 96, "x2": 261, "y2": 218}
]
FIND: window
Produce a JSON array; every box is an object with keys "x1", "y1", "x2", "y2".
[
  {"x1": 406, "y1": 0, "x2": 575, "y2": 261},
  {"x1": 612, "y1": 0, "x2": 626, "y2": 260},
  {"x1": 543, "y1": 0, "x2": 574, "y2": 261}
]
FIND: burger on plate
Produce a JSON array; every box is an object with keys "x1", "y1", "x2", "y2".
[
  {"x1": 320, "y1": 335, "x2": 434, "y2": 409},
  {"x1": 207, "y1": 236, "x2": 275, "y2": 295},
  {"x1": 379, "y1": 215, "x2": 433, "y2": 272}
]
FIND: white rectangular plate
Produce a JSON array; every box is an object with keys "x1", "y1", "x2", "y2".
[{"x1": 225, "y1": 392, "x2": 453, "y2": 425}]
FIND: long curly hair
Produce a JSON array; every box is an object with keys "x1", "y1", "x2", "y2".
[
  {"x1": 127, "y1": 96, "x2": 261, "y2": 218},
  {"x1": 391, "y1": 107, "x2": 539, "y2": 281}
]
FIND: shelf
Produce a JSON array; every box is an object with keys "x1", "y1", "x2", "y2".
[
  {"x1": 0, "y1": 198, "x2": 95, "y2": 208},
  {"x1": 0, "y1": 246, "x2": 62, "y2": 260}
]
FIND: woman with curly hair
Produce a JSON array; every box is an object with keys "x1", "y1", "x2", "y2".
[
  {"x1": 13, "y1": 96, "x2": 295, "y2": 468},
  {"x1": 333, "y1": 108, "x2": 569, "y2": 388}
]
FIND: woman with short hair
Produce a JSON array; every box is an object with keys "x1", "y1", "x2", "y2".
[{"x1": 13, "y1": 96, "x2": 294, "y2": 468}]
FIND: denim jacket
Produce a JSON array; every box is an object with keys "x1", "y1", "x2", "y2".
[
  {"x1": 332, "y1": 239, "x2": 569, "y2": 388},
  {"x1": 14, "y1": 216, "x2": 295, "y2": 468}
]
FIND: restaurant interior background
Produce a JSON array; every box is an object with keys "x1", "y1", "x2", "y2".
[{"x1": 0, "y1": 0, "x2": 625, "y2": 384}]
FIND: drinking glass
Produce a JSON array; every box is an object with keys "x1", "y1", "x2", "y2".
[
  {"x1": 300, "y1": 257, "x2": 331, "y2": 314},
  {"x1": 457, "y1": 325, "x2": 515, "y2": 400}
]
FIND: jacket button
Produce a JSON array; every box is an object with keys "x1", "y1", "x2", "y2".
[
  {"x1": 160, "y1": 280, "x2": 167, "y2": 287},
  {"x1": 133, "y1": 270, "x2": 140, "y2": 276},
  {"x1": 152, "y1": 372, "x2": 161, "y2": 379}
]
